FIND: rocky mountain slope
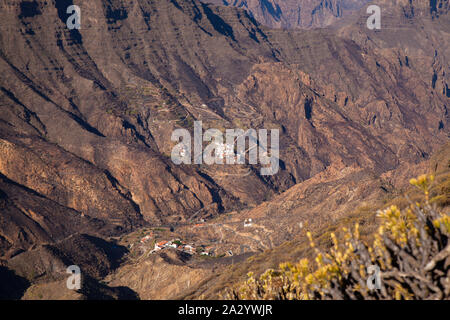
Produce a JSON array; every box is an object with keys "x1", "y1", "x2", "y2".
[
  {"x1": 0, "y1": 0, "x2": 448, "y2": 299},
  {"x1": 203, "y1": 0, "x2": 370, "y2": 28}
]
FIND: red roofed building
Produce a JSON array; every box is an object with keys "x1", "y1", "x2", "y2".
[{"x1": 154, "y1": 240, "x2": 168, "y2": 250}]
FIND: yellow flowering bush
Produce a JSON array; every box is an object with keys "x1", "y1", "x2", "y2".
[{"x1": 228, "y1": 175, "x2": 450, "y2": 300}]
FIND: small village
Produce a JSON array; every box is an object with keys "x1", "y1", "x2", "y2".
[
  {"x1": 122, "y1": 217, "x2": 257, "y2": 261},
  {"x1": 128, "y1": 219, "x2": 253, "y2": 257},
  {"x1": 137, "y1": 234, "x2": 219, "y2": 257}
]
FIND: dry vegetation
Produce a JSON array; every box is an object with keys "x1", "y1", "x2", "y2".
[{"x1": 227, "y1": 174, "x2": 450, "y2": 300}]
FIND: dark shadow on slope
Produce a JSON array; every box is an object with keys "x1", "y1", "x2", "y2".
[
  {"x1": 79, "y1": 275, "x2": 139, "y2": 300},
  {"x1": 201, "y1": 3, "x2": 236, "y2": 41},
  {"x1": 260, "y1": 0, "x2": 282, "y2": 21},
  {"x1": 54, "y1": 0, "x2": 82, "y2": 44},
  {"x1": 0, "y1": 266, "x2": 30, "y2": 300},
  {"x1": 19, "y1": 1, "x2": 41, "y2": 19},
  {"x1": 80, "y1": 234, "x2": 128, "y2": 270},
  {"x1": 104, "y1": 0, "x2": 128, "y2": 24}
]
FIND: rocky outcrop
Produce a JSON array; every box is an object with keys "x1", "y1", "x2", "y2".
[
  {"x1": 203, "y1": 0, "x2": 371, "y2": 28},
  {"x1": 203, "y1": 0, "x2": 449, "y2": 28},
  {"x1": 106, "y1": 249, "x2": 213, "y2": 300}
]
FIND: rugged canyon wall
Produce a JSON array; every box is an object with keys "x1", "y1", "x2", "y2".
[
  {"x1": 0, "y1": 0, "x2": 448, "y2": 255},
  {"x1": 203, "y1": 0, "x2": 370, "y2": 28},
  {"x1": 0, "y1": 0, "x2": 448, "y2": 299}
]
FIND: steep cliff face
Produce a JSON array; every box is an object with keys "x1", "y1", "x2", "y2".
[
  {"x1": 203, "y1": 0, "x2": 449, "y2": 28},
  {"x1": 203, "y1": 0, "x2": 370, "y2": 28},
  {"x1": 0, "y1": 0, "x2": 448, "y2": 299}
]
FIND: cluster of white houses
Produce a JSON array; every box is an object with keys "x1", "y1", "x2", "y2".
[
  {"x1": 151, "y1": 240, "x2": 193, "y2": 254},
  {"x1": 141, "y1": 237, "x2": 215, "y2": 256},
  {"x1": 178, "y1": 142, "x2": 244, "y2": 163}
]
